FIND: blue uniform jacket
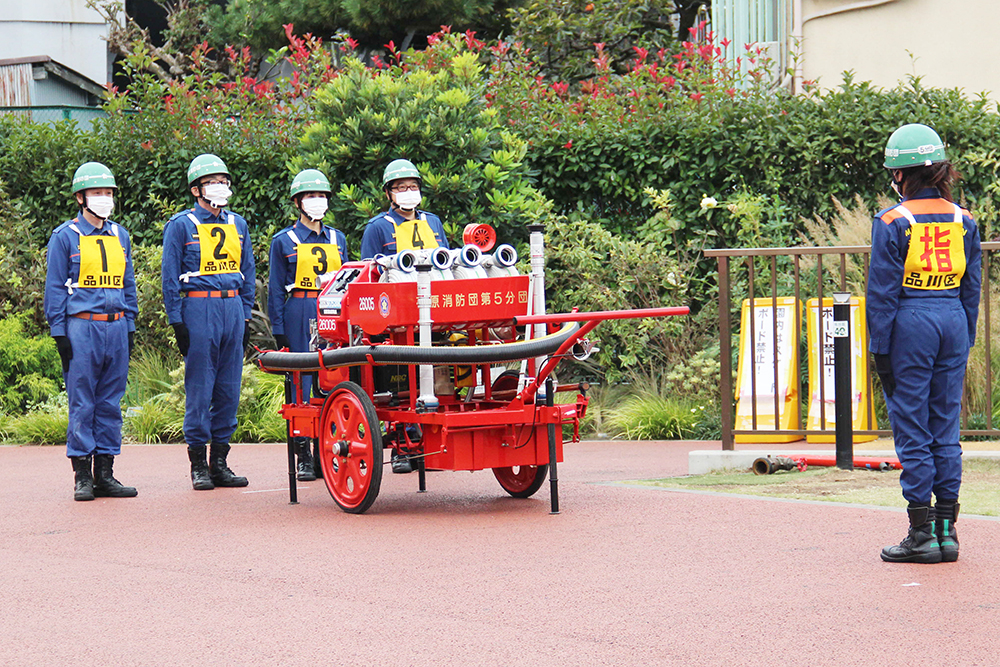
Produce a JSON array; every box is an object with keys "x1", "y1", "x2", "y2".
[
  {"x1": 267, "y1": 220, "x2": 349, "y2": 335},
  {"x1": 161, "y1": 203, "x2": 256, "y2": 325},
  {"x1": 44, "y1": 214, "x2": 138, "y2": 337},
  {"x1": 359, "y1": 208, "x2": 449, "y2": 259},
  {"x1": 867, "y1": 188, "x2": 981, "y2": 354}
]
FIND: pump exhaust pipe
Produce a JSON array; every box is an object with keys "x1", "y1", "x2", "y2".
[{"x1": 571, "y1": 339, "x2": 595, "y2": 361}]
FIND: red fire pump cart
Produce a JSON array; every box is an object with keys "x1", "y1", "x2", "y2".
[{"x1": 256, "y1": 223, "x2": 688, "y2": 513}]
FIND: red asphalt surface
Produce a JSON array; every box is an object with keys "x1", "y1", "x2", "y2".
[{"x1": 2, "y1": 440, "x2": 999, "y2": 667}]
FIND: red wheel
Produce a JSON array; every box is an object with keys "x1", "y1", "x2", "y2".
[
  {"x1": 493, "y1": 465, "x2": 548, "y2": 498},
  {"x1": 489, "y1": 370, "x2": 548, "y2": 498},
  {"x1": 318, "y1": 381, "x2": 383, "y2": 513}
]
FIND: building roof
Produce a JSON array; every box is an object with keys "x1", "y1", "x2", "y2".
[{"x1": 0, "y1": 55, "x2": 106, "y2": 99}]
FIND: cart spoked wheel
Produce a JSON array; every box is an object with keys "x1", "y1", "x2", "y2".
[
  {"x1": 318, "y1": 381, "x2": 383, "y2": 514},
  {"x1": 493, "y1": 464, "x2": 548, "y2": 498},
  {"x1": 489, "y1": 370, "x2": 549, "y2": 498}
]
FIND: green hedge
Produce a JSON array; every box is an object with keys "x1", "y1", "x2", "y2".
[{"x1": 3, "y1": 30, "x2": 1000, "y2": 392}]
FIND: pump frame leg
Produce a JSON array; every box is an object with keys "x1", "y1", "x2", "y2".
[
  {"x1": 285, "y1": 374, "x2": 298, "y2": 505},
  {"x1": 546, "y1": 377, "x2": 560, "y2": 514}
]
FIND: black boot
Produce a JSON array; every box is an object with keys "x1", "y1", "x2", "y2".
[
  {"x1": 312, "y1": 439, "x2": 323, "y2": 479},
  {"x1": 391, "y1": 450, "x2": 415, "y2": 474},
  {"x1": 881, "y1": 506, "x2": 942, "y2": 563},
  {"x1": 209, "y1": 443, "x2": 248, "y2": 487},
  {"x1": 936, "y1": 501, "x2": 960, "y2": 563},
  {"x1": 71, "y1": 455, "x2": 95, "y2": 502},
  {"x1": 93, "y1": 454, "x2": 137, "y2": 498},
  {"x1": 188, "y1": 445, "x2": 215, "y2": 491},
  {"x1": 295, "y1": 438, "x2": 316, "y2": 482}
]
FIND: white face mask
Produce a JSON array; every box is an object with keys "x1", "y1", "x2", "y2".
[
  {"x1": 301, "y1": 197, "x2": 328, "y2": 221},
  {"x1": 86, "y1": 195, "x2": 114, "y2": 219},
  {"x1": 202, "y1": 183, "x2": 232, "y2": 208},
  {"x1": 394, "y1": 190, "x2": 422, "y2": 211}
]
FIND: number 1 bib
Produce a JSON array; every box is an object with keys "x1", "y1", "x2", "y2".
[
  {"x1": 294, "y1": 243, "x2": 341, "y2": 289},
  {"x1": 393, "y1": 216, "x2": 438, "y2": 251},
  {"x1": 78, "y1": 235, "x2": 126, "y2": 288},
  {"x1": 196, "y1": 223, "x2": 242, "y2": 275}
]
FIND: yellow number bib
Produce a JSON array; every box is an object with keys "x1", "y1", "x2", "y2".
[
  {"x1": 903, "y1": 222, "x2": 966, "y2": 290},
  {"x1": 197, "y1": 223, "x2": 242, "y2": 275},
  {"x1": 293, "y1": 243, "x2": 341, "y2": 289},
  {"x1": 78, "y1": 235, "x2": 126, "y2": 289},
  {"x1": 393, "y1": 217, "x2": 439, "y2": 251}
]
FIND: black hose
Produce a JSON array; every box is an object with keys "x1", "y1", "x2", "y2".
[{"x1": 257, "y1": 322, "x2": 580, "y2": 372}]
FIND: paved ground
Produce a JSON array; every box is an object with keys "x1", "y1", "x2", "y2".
[{"x1": 2, "y1": 440, "x2": 999, "y2": 666}]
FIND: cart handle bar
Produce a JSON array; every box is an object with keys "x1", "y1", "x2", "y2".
[
  {"x1": 514, "y1": 305, "x2": 689, "y2": 405},
  {"x1": 513, "y1": 306, "x2": 689, "y2": 326}
]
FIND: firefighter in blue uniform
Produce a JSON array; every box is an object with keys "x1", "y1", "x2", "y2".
[
  {"x1": 45, "y1": 162, "x2": 138, "y2": 501},
  {"x1": 162, "y1": 154, "x2": 256, "y2": 490},
  {"x1": 360, "y1": 159, "x2": 451, "y2": 472},
  {"x1": 359, "y1": 159, "x2": 449, "y2": 259},
  {"x1": 268, "y1": 169, "x2": 348, "y2": 480},
  {"x1": 868, "y1": 124, "x2": 981, "y2": 563}
]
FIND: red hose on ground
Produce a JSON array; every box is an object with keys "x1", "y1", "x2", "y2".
[{"x1": 795, "y1": 455, "x2": 902, "y2": 471}]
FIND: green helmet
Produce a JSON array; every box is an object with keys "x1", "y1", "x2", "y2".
[
  {"x1": 382, "y1": 159, "x2": 421, "y2": 188},
  {"x1": 290, "y1": 169, "x2": 332, "y2": 198},
  {"x1": 71, "y1": 162, "x2": 117, "y2": 194},
  {"x1": 884, "y1": 123, "x2": 947, "y2": 169},
  {"x1": 187, "y1": 154, "x2": 230, "y2": 186}
]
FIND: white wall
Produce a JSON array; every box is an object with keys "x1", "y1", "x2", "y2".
[
  {"x1": 801, "y1": 0, "x2": 1000, "y2": 102},
  {"x1": 0, "y1": 0, "x2": 110, "y2": 85}
]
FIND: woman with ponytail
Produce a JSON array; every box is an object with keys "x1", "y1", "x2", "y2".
[{"x1": 867, "y1": 124, "x2": 981, "y2": 564}]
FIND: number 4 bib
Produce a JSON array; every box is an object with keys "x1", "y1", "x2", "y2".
[
  {"x1": 196, "y1": 223, "x2": 242, "y2": 275},
  {"x1": 392, "y1": 215, "x2": 438, "y2": 251}
]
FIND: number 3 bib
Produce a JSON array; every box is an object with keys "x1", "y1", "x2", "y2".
[
  {"x1": 294, "y1": 243, "x2": 341, "y2": 289},
  {"x1": 196, "y1": 223, "x2": 242, "y2": 275},
  {"x1": 78, "y1": 235, "x2": 126, "y2": 288},
  {"x1": 392, "y1": 215, "x2": 438, "y2": 251}
]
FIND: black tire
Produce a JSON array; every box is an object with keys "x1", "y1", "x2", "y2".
[{"x1": 489, "y1": 370, "x2": 548, "y2": 498}]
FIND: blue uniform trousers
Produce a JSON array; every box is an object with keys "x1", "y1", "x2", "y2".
[
  {"x1": 64, "y1": 317, "x2": 129, "y2": 457},
  {"x1": 284, "y1": 295, "x2": 321, "y2": 401},
  {"x1": 182, "y1": 295, "x2": 244, "y2": 447},
  {"x1": 885, "y1": 299, "x2": 967, "y2": 504}
]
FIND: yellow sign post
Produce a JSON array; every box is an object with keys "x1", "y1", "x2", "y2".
[
  {"x1": 805, "y1": 296, "x2": 877, "y2": 442},
  {"x1": 734, "y1": 297, "x2": 801, "y2": 443}
]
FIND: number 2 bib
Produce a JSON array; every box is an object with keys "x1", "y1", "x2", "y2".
[
  {"x1": 78, "y1": 234, "x2": 126, "y2": 289},
  {"x1": 196, "y1": 223, "x2": 242, "y2": 275},
  {"x1": 392, "y1": 215, "x2": 438, "y2": 251},
  {"x1": 293, "y1": 243, "x2": 341, "y2": 289}
]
